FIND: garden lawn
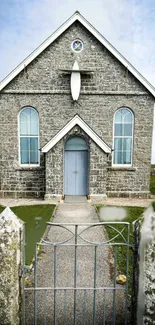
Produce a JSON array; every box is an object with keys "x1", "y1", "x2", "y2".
[
  {"x1": 96, "y1": 206, "x2": 145, "y2": 292},
  {"x1": 150, "y1": 174, "x2": 155, "y2": 194},
  {"x1": 0, "y1": 205, "x2": 5, "y2": 213},
  {"x1": 11, "y1": 204, "x2": 56, "y2": 265}
]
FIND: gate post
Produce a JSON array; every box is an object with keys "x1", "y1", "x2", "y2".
[
  {"x1": 143, "y1": 241, "x2": 155, "y2": 323},
  {"x1": 131, "y1": 218, "x2": 142, "y2": 325},
  {"x1": 132, "y1": 206, "x2": 155, "y2": 325},
  {"x1": 0, "y1": 207, "x2": 24, "y2": 325}
]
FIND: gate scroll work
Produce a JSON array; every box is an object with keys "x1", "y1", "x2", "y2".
[{"x1": 21, "y1": 222, "x2": 135, "y2": 325}]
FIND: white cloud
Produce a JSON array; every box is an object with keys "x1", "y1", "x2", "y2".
[
  {"x1": 1, "y1": 0, "x2": 155, "y2": 84},
  {"x1": 1, "y1": 0, "x2": 155, "y2": 85}
]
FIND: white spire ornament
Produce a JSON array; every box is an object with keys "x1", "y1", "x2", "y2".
[
  {"x1": 70, "y1": 60, "x2": 81, "y2": 101},
  {"x1": 60, "y1": 61, "x2": 93, "y2": 101}
]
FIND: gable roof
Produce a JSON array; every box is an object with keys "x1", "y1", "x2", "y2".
[
  {"x1": 41, "y1": 115, "x2": 111, "y2": 153},
  {"x1": 0, "y1": 11, "x2": 155, "y2": 96}
]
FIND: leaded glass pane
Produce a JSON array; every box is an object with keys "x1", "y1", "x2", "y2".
[
  {"x1": 123, "y1": 138, "x2": 132, "y2": 151},
  {"x1": 124, "y1": 124, "x2": 132, "y2": 136},
  {"x1": 23, "y1": 107, "x2": 32, "y2": 117},
  {"x1": 20, "y1": 138, "x2": 29, "y2": 151},
  {"x1": 114, "y1": 138, "x2": 122, "y2": 151},
  {"x1": 121, "y1": 109, "x2": 129, "y2": 116},
  {"x1": 20, "y1": 111, "x2": 28, "y2": 122},
  {"x1": 115, "y1": 111, "x2": 123, "y2": 123},
  {"x1": 20, "y1": 121, "x2": 30, "y2": 136},
  {"x1": 123, "y1": 151, "x2": 131, "y2": 164},
  {"x1": 124, "y1": 111, "x2": 132, "y2": 123},
  {"x1": 30, "y1": 111, "x2": 38, "y2": 135},
  {"x1": 30, "y1": 122, "x2": 38, "y2": 136},
  {"x1": 30, "y1": 151, "x2": 38, "y2": 163},
  {"x1": 20, "y1": 113, "x2": 29, "y2": 135},
  {"x1": 115, "y1": 108, "x2": 133, "y2": 124},
  {"x1": 114, "y1": 150, "x2": 122, "y2": 164},
  {"x1": 114, "y1": 124, "x2": 123, "y2": 136},
  {"x1": 30, "y1": 138, "x2": 38, "y2": 151},
  {"x1": 20, "y1": 138, "x2": 29, "y2": 164},
  {"x1": 114, "y1": 150, "x2": 131, "y2": 165},
  {"x1": 31, "y1": 110, "x2": 38, "y2": 119},
  {"x1": 21, "y1": 151, "x2": 29, "y2": 164}
]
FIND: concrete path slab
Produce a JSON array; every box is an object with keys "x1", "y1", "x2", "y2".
[
  {"x1": 64, "y1": 195, "x2": 87, "y2": 203},
  {"x1": 25, "y1": 203, "x2": 126, "y2": 325}
]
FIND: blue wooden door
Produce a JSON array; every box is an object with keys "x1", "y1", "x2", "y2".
[{"x1": 64, "y1": 150, "x2": 88, "y2": 195}]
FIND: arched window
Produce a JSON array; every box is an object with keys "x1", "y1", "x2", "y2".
[
  {"x1": 113, "y1": 108, "x2": 134, "y2": 165},
  {"x1": 19, "y1": 107, "x2": 39, "y2": 165}
]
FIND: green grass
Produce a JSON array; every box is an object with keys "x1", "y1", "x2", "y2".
[
  {"x1": 11, "y1": 204, "x2": 56, "y2": 265},
  {"x1": 96, "y1": 205, "x2": 145, "y2": 292},
  {"x1": 0, "y1": 205, "x2": 5, "y2": 213},
  {"x1": 150, "y1": 174, "x2": 155, "y2": 194}
]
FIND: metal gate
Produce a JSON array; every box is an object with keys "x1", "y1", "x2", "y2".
[{"x1": 21, "y1": 222, "x2": 133, "y2": 325}]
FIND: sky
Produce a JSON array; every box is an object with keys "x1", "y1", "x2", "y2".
[{"x1": 1, "y1": 0, "x2": 155, "y2": 161}]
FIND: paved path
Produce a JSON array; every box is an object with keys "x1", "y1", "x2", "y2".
[{"x1": 25, "y1": 203, "x2": 126, "y2": 325}]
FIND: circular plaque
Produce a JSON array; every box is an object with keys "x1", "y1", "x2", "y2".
[{"x1": 71, "y1": 39, "x2": 83, "y2": 52}]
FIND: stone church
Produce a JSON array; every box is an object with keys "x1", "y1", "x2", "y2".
[{"x1": 0, "y1": 11, "x2": 155, "y2": 201}]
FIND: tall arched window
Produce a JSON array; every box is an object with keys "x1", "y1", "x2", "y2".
[
  {"x1": 113, "y1": 108, "x2": 134, "y2": 165},
  {"x1": 19, "y1": 107, "x2": 39, "y2": 165}
]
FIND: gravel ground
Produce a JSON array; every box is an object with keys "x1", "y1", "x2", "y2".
[
  {"x1": 0, "y1": 196, "x2": 154, "y2": 207},
  {"x1": 24, "y1": 203, "x2": 127, "y2": 325}
]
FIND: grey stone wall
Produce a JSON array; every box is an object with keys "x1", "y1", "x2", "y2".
[
  {"x1": 0, "y1": 207, "x2": 24, "y2": 325},
  {"x1": 0, "y1": 167, "x2": 45, "y2": 198},
  {"x1": 45, "y1": 139, "x2": 64, "y2": 198},
  {"x1": 89, "y1": 140, "x2": 108, "y2": 197},
  {"x1": 0, "y1": 21, "x2": 154, "y2": 198}
]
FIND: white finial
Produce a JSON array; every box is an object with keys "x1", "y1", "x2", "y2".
[{"x1": 71, "y1": 60, "x2": 81, "y2": 101}]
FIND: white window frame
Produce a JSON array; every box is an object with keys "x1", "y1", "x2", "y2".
[
  {"x1": 112, "y1": 107, "x2": 134, "y2": 167},
  {"x1": 18, "y1": 106, "x2": 40, "y2": 167}
]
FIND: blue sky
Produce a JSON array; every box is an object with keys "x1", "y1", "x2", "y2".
[
  {"x1": 1, "y1": 0, "x2": 155, "y2": 160},
  {"x1": 1, "y1": 0, "x2": 155, "y2": 85}
]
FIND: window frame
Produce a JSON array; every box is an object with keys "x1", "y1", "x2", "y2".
[
  {"x1": 112, "y1": 107, "x2": 134, "y2": 167},
  {"x1": 18, "y1": 106, "x2": 40, "y2": 167}
]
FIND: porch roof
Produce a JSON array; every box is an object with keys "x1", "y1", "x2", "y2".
[{"x1": 41, "y1": 115, "x2": 111, "y2": 153}]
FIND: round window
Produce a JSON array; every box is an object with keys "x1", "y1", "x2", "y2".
[{"x1": 71, "y1": 39, "x2": 83, "y2": 52}]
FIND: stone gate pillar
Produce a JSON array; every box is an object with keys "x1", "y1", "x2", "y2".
[
  {"x1": 143, "y1": 241, "x2": 155, "y2": 324},
  {"x1": 135, "y1": 206, "x2": 155, "y2": 325},
  {"x1": 0, "y1": 207, "x2": 24, "y2": 325}
]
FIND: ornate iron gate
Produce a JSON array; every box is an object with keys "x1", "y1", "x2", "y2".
[{"x1": 21, "y1": 222, "x2": 133, "y2": 325}]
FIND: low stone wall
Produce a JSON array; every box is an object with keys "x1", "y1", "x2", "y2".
[{"x1": 0, "y1": 207, "x2": 24, "y2": 325}]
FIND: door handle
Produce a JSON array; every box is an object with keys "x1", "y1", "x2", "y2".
[{"x1": 73, "y1": 170, "x2": 78, "y2": 174}]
